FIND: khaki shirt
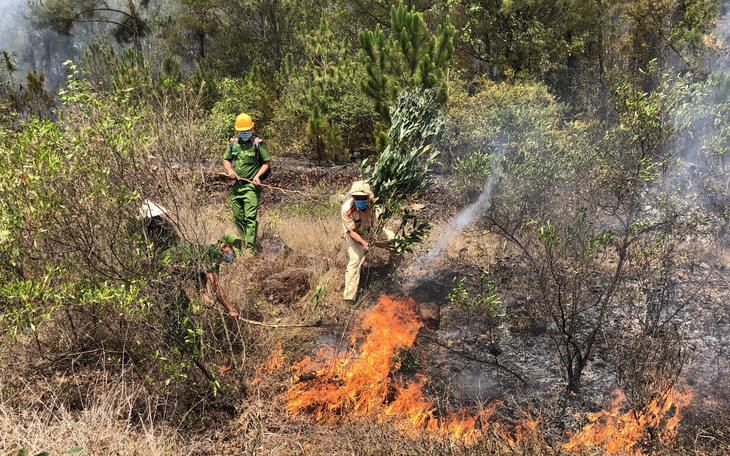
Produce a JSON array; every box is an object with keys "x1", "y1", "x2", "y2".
[{"x1": 341, "y1": 198, "x2": 378, "y2": 236}]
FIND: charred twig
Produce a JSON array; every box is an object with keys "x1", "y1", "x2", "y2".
[
  {"x1": 194, "y1": 359, "x2": 216, "y2": 383},
  {"x1": 420, "y1": 333, "x2": 527, "y2": 385}
]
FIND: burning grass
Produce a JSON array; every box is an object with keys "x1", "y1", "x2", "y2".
[
  {"x1": 564, "y1": 386, "x2": 693, "y2": 455},
  {"x1": 286, "y1": 295, "x2": 504, "y2": 444},
  {"x1": 285, "y1": 295, "x2": 697, "y2": 453}
]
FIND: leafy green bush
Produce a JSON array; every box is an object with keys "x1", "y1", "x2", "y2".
[
  {"x1": 444, "y1": 78, "x2": 562, "y2": 165},
  {"x1": 364, "y1": 87, "x2": 443, "y2": 253},
  {"x1": 452, "y1": 149, "x2": 495, "y2": 202},
  {"x1": 0, "y1": 63, "x2": 238, "y2": 408},
  {"x1": 207, "y1": 69, "x2": 272, "y2": 142}
]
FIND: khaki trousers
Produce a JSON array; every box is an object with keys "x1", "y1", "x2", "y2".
[{"x1": 344, "y1": 235, "x2": 366, "y2": 300}]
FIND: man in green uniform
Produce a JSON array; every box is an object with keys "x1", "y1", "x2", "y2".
[
  {"x1": 223, "y1": 113, "x2": 271, "y2": 259},
  {"x1": 160, "y1": 234, "x2": 243, "y2": 320}
]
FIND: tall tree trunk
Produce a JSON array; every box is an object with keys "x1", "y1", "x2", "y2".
[
  {"x1": 43, "y1": 32, "x2": 52, "y2": 83},
  {"x1": 197, "y1": 30, "x2": 205, "y2": 60},
  {"x1": 27, "y1": 30, "x2": 37, "y2": 73},
  {"x1": 268, "y1": 0, "x2": 282, "y2": 71},
  {"x1": 128, "y1": 0, "x2": 142, "y2": 53}
]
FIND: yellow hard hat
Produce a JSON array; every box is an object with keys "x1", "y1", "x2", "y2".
[
  {"x1": 349, "y1": 180, "x2": 372, "y2": 197},
  {"x1": 234, "y1": 113, "x2": 254, "y2": 132}
]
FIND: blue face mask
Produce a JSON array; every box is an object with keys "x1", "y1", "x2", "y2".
[
  {"x1": 354, "y1": 200, "x2": 369, "y2": 210},
  {"x1": 238, "y1": 131, "x2": 252, "y2": 141},
  {"x1": 223, "y1": 251, "x2": 236, "y2": 263}
]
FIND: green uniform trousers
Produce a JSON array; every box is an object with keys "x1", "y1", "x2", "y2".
[{"x1": 231, "y1": 187, "x2": 261, "y2": 254}]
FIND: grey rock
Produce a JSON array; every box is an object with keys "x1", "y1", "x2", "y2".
[{"x1": 260, "y1": 235, "x2": 290, "y2": 261}]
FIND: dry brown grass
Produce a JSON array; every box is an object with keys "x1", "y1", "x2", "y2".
[{"x1": 0, "y1": 375, "x2": 211, "y2": 455}]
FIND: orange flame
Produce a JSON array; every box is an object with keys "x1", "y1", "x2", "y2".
[
  {"x1": 502, "y1": 413, "x2": 541, "y2": 449},
  {"x1": 564, "y1": 386, "x2": 692, "y2": 454},
  {"x1": 259, "y1": 342, "x2": 285, "y2": 374},
  {"x1": 285, "y1": 296, "x2": 496, "y2": 443}
]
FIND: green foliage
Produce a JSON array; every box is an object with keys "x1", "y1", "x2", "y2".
[
  {"x1": 0, "y1": 62, "x2": 237, "y2": 400},
  {"x1": 363, "y1": 87, "x2": 443, "y2": 252},
  {"x1": 18, "y1": 450, "x2": 50, "y2": 456},
  {"x1": 289, "y1": 13, "x2": 372, "y2": 161},
  {"x1": 29, "y1": 0, "x2": 149, "y2": 52},
  {"x1": 1, "y1": 64, "x2": 144, "y2": 329},
  {"x1": 449, "y1": 274, "x2": 502, "y2": 317},
  {"x1": 451, "y1": 0, "x2": 601, "y2": 81},
  {"x1": 452, "y1": 149, "x2": 494, "y2": 202},
  {"x1": 80, "y1": 41, "x2": 118, "y2": 91},
  {"x1": 156, "y1": 55, "x2": 184, "y2": 98},
  {"x1": 445, "y1": 78, "x2": 562, "y2": 158},
  {"x1": 613, "y1": 0, "x2": 717, "y2": 82},
  {"x1": 387, "y1": 211, "x2": 431, "y2": 254},
  {"x1": 0, "y1": 271, "x2": 147, "y2": 338},
  {"x1": 23, "y1": 72, "x2": 54, "y2": 118},
  {"x1": 0, "y1": 52, "x2": 18, "y2": 128},
  {"x1": 365, "y1": 88, "x2": 443, "y2": 218},
  {"x1": 358, "y1": 2, "x2": 455, "y2": 123},
  {"x1": 192, "y1": 60, "x2": 218, "y2": 110},
  {"x1": 678, "y1": 70, "x2": 730, "y2": 242},
  {"x1": 206, "y1": 0, "x2": 309, "y2": 76},
  {"x1": 167, "y1": 0, "x2": 225, "y2": 63},
  {"x1": 447, "y1": 276, "x2": 468, "y2": 308},
  {"x1": 1, "y1": 50, "x2": 16, "y2": 98},
  {"x1": 113, "y1": 49, "x2": 152, "y2": 101},
  {"x1": 268, "y1": 13, "x2": 374, "y2": 160},
  {"x1": 448, "y1": 272, "x2": 504, "y2": 351},
  {"x1": 480, "y1": 60, "x2": 708, "y2": 393},
  {"x1": 394, "y1": 347, "x2": 421, "y2": 373},
  {"x1": 208, "y1": 68, "x2": 271, "y2": 141}
]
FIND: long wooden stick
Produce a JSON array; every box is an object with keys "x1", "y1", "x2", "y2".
[
  {"x1": 217, "y1": 173, "x2": 312, "y2": 198},
  {"x1": 237, "y1": 316, "x2": 322, "y2": 328}
]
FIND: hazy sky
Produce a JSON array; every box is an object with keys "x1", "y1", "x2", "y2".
[{"x1": 0, "y1": 0, "x2": 29, "y2": 56}]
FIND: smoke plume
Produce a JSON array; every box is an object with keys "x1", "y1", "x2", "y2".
[{"x1": 407, "y1": 150, "x2": 504, "y2": 277}]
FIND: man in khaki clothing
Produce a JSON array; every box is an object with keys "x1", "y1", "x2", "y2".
[{"x1": 341, "y1": 180, "x2": 393, "y2": 302}]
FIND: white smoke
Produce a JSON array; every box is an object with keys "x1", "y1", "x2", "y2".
[
  {"x1": 406, "y1": 150, "x2": 504, "y2": 276},
  {"x1": 0, "y1": 0, "x2": 29, "y2": 56}
]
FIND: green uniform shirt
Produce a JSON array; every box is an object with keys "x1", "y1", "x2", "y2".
[
  {"x1": 223, "y1": 138, "x2": 270, "y2": 197},
  {"x1": 160, "y1": 243, "x2": 224, "y2": 274}
]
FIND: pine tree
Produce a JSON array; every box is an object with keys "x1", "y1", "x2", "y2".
[
  {"x1": 155, "y1": 55, "x2": 184, "y2": 102},
  {"x1": 167, "y1": 0, "x2": 225, "y2": 64},
  {"x1": 358, "y1": 3, "x2": 455, "y2": 123},
  {"x1": 113, "y1": 48, "x2": 151, "y2": 100},
  {"x1": 29, "y1": 0, "x2": 149, "y2": 53},
  {"x1": 192, "y1": 60, "x2": 218, "y2": 110},
  {"x1": 295, "y1": 13, "x2": 365, "y2": 161}
]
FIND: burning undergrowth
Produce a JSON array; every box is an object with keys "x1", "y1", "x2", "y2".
[
  {"x1": 286, "y1": 296, "x2": 500, "y2": 443},
  {"x1": 564, "y1": 386, "x2": 693, "y2": 455},
  {"x1": 284, "y1": 295, "x2": 694, "y2": 451}
]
